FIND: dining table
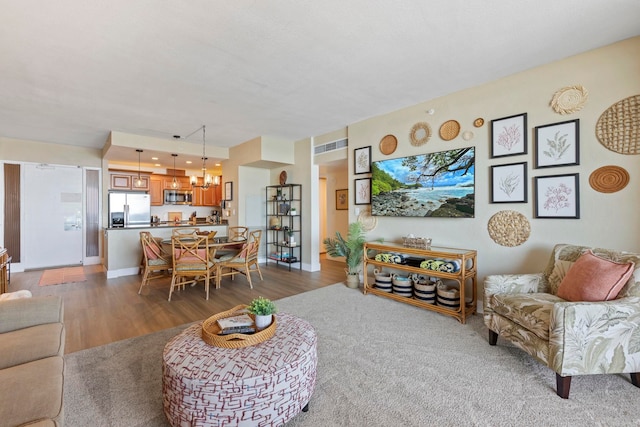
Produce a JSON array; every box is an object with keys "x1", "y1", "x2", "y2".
[{"x1": 161, "y1": 235, "x2": 247, "y2": 260}]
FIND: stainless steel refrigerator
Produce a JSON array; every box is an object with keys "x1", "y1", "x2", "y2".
[{"x1": 108, "y1": 192, "x2": 151, "y2": 227}]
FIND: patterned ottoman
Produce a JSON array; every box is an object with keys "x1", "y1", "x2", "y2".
[{"x1": 162, "y1": 312, "x2": 317, "y2": 427}]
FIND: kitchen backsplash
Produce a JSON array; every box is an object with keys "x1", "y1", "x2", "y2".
[{"x1": 150, "y1": 205, "x2": 221, "y2": 222}]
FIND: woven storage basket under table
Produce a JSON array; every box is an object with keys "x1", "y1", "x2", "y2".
[{"x1": 201, "y1": 304, "x2": 277, "y2": 348}]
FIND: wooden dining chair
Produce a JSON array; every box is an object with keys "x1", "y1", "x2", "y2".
[
  {"x1": 168, "y1": 234, "x2": 215, "y2": 301},
  {"x1": 215, "y1": 226, "x2": 248, "y2": 258},
  {"x1": 172, "y1": 227, "x2": 200, "y2": 238},
  {"x1": 213, "y1": 229, "x2": 263, "y2": 289},
  {"x1": 138, "y1": 232, "x2": 172, "y2": 294}
]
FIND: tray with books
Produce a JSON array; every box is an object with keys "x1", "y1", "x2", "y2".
[{"x1": 201, "y1": 304, "x2": 277, "y2": 348}]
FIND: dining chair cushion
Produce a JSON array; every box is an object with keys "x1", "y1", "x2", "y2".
[
  {"x1": 238, "y1": 242, "x2": 256, "y2": 259},
  {"x1": 149, "y1": 258, "x2": 169, "y2": 266},
  {"x1": 144, "y1": 242, "x2": 162, "y2": 260},
  {"x1": 174, "y1": 248, "x2": 207, "y2": 260},
  {"x1": 175, "y1": 262, "x2": 213, "y2": 271}
]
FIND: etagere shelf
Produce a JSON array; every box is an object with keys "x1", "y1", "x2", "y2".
[
  {"x1": 362, "y1": 241, "x2": 477, "y2": 323},
  {"x1": 265, "y1": 184, "x2": 302, "y2": 271}
]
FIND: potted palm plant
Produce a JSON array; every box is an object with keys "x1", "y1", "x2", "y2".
[{"x1": 323, "y1": 221, "x2": 367, "y2": 289}]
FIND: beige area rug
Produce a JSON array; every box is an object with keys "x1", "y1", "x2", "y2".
[
  {"x1": 38, "y1": 266, "x2": 87, "y2": 286},
  {"x1": 64, "y1": 284, "x2": 640, "y2": 427}
]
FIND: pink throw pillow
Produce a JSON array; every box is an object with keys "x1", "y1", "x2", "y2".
[{"x1": 556, "y1": 250, "x2": 635, "y2": 302}]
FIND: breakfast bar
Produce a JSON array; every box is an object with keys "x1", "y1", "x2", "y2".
[{"x1": 104, "y1": 223, "x2": 228, "y2": 278}]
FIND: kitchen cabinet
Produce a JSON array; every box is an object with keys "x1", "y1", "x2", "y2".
[
  {"x1": 163, "y1": 176, "x2": 191, "y2": 190},
  {"x1": 109, "y1": 172, "x2": 150, "y2": 191},
  {"x1": 192, "y1": 178, "x2": 223, "y2": 206},
  {"x1": 362, "y1": 242, "x2": 477, "y2": 324},
  {"x1": 149, "y1": 176, "x2": 163, "y2": 206}
]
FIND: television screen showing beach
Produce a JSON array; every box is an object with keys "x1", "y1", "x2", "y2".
[{"x1": 371, "y1": 147, "x2": 475, "y2": 217}]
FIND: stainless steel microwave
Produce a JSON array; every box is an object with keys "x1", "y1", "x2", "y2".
[{"x1": 164, "y1": 189, "x2": 193, "y2": 205}]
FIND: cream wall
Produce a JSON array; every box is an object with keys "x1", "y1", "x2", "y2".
[
  {"x1": 347, "y1": 37, "x2": 640, "y2": 286},
  {"x1": 0, "y1": 137, "x2": 103, "y2": 167}
]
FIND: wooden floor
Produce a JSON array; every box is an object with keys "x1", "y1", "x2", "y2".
[{"x1": 10, "y1": 257, "x2": 346, "y2": 353}]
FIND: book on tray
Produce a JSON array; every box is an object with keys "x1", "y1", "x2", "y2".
[{"x1": 217, "y1": 314, "x2": 255, "y2": 335}]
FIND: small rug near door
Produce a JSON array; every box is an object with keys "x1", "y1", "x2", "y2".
[{"x1": 38, "y1": 266, "x2": 87, "y2": 286}]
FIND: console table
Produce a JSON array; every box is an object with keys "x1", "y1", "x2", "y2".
[
  {"x1": 363, "y1": 241, "x2": 477, "y2": 323},
  {"x1": 162, "y1": 312, "x2": 317, "y2": 426}
]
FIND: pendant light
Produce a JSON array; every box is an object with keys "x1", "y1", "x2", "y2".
[
  {"x1": 190, "y1": 125, "x2": 215, "y2": 189},
  {"x1": 134, "y1": 149, "x2": 144, "y2": 188},
  {"x1": 171, "y1": 154, "x2": 179, "y2": 189}
]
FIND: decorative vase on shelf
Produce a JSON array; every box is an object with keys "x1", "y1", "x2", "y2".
[{"x1": 254, "y1": 314, "x2": 272, "y2": 330}]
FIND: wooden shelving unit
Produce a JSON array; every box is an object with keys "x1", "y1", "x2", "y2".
[{"x1": 362, "y1": 241, "x2": 477, "y2": 323}]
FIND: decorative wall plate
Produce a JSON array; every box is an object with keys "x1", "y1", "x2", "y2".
[
  {"x1": 550, "y1": 85, "x2": 588, "y2": 115},
  {"x1": 487, "y1": 210, "x2": 530, "y2": 247},
  {"x1": 589, "y1": 165, "x2": 630, "y2": 193},
  {"x1": 379, "y1": 134, "x2": 398, "y2": 155},
  {"x1": 473, "y1": 118, "x2": 484, "y2": 127},
  {"x1": 462, "y1": 130, "x2": 474, "y2": 141},
  {"x1": 595, "y1": 94, "x2": 640, "y2": 155},
  {"x1": 409, "y1": 122, "x2": 431, "y2": 146},
  {"x1": 439, "y1": 120, "x2": 460, "y2": 141}
]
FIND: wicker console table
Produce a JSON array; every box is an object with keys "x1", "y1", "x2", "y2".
[{"x1": 363, "y1": 241, "x2": 477, "y2": 324}]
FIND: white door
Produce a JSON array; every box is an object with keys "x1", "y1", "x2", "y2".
[{"x1": 23, "y1": 164, "x2": 83, "y2": 269}]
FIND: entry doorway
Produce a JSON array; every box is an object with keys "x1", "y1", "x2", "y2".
[{"x1": 23, "y1": 164, "x2": 83, "y2": 269}]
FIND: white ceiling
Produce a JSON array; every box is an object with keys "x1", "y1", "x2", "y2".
[{"x1": 1, "y1": 0, "x2": 639, "y2": 169}]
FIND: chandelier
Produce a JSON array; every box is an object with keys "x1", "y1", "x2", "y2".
[{"x1": 190, "y1": 125, "x2": 217, "y2": 189}]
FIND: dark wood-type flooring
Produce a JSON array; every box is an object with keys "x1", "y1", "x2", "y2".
[{"x1": 10, "y1": 257, "x2": 345, "y2": 353}]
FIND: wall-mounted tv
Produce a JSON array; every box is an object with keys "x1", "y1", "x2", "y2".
[{"x1": 371, "y1": 147, "x2": 475, "y2": 217}]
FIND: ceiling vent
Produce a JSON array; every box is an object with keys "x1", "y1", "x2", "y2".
[{"x1": 314, "y1": 138, "x2": 348, "y2": 155}]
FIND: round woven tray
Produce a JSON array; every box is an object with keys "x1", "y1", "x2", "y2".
[
  {"x1": 473, "y1": 118, "x2": 484, "y2": 128},
  {"x1": 487, "y1": 210, "x2": 530, "y2": 247},
  {"x1": 379, "y1": 134, "x2": 398, "y2": 155},
  {"x1": 589, "y1": 165, "x2": 630, "y2": 193},
  {"x1": 596, "y1": 94, "x2": 640, "y2": 155},
  {"x1": 439, "y1": 120, "x2": 460, "y2": 141},
  {"x1": 201, "y1": 304, "x2": 277, "y2": 348}
]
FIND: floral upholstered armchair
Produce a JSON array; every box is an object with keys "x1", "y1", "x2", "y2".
[{"x1": 484, "y1": 243, "x2": 640, "y2": 398}]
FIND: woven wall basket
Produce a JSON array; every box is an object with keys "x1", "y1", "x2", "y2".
[
  {"x1": 589, "y1": 165, "x2": 630, "y2": 193},
  {"x1": 487, "y1": 210, "x2": 530, "y2": 247},
  {"x1": 595, "y1": 94, "x2": 640, "y2": 155},
  {"x1": 550, "y1": 85, "x2": 588, "y2": 115},
  {"x1": 379, "y1": 134, "x2": 398, "y2": 155},
  {"x1": 439, "y1": 120, "x2": 460, "y2": 141}
]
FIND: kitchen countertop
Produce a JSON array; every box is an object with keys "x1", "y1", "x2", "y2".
[{"x1": 106, "y1": 221, "x2": 227, "y2": 230}]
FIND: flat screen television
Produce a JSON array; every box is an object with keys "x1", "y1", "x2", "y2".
[{"x1": 371, "y1": 146, "x2": 475, "y2": 217}]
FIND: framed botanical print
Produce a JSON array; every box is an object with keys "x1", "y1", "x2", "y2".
[
  {"x1": 354, "y1": 178, "x2": 371, "y2": 205},
  {"x1": 335, "y1": 189, "x2": 348, "y2": 210},
  {"x1": 490, "y1": 162, "x2": 527, "y2": 203},
  {"x1": 491, "y1": 113, "x2": 528, "y2": 158},
  {"x1": 224, "y1": 181, "x2": 233, "y2": 201},
  {"x1": 354, "y1": 146, "x2": 372, "y2": 174},
  {"x1": 534, "y1": 173, "x2": 579, "y2": 219},
  {"x1": 535, "y1": 119, "x2": 580, "y2": 168}
]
